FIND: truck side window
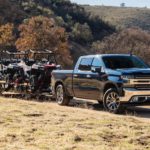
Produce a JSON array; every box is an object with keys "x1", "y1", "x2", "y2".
[
  {"x1": 79, "y1": 58, "x2": 93, "y2": 71},
  {"x1": 92, "y1": 58, "x2": 102, "y2": 67}
]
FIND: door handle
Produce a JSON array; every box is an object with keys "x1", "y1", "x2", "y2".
[{"x1": 74, "y1": 74, "x2": 78, "y2": 78}]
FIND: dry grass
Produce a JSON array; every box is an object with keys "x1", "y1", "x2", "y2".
[
  {"x1": 0, "y1": 97, "x2": 150, "y2": 150},
  {"x1": 84, "y1": 6, "x2": 150, "y2": 30}
]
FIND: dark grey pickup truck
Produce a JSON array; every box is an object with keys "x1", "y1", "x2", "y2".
[{"x1": 51, "y1": 54, "x2": 150, "y2": 113}]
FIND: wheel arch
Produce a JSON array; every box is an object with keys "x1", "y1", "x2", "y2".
[
  {"x1": 103, "y1": 82, "x2": 118, "y2": 94},
  {"x1": 54, "y1": 80, "x2": 72, "y2": 98},
  {"x1": 55, "y1": 80, "x2": 64, "y2": 92}
]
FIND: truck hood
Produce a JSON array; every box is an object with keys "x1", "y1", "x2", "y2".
[
  {"x1": 116, "y1": 68, "x2": 150, "y2": 75},
  {"x1": 105, "y1": 68, "x2": 150, "y2": 76}
]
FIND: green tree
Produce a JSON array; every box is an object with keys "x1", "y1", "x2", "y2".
[
  {"x1": 71, "y1": 23, "x2": 93, "y2": 44},
  {"x1": 120, "y1": 3, "x2": 126, "y2": 7},
  {"x1": 0, "y1": 0, "x2": 24, "y2": 25}
]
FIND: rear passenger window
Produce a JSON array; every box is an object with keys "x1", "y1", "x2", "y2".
[
  {"x1": 92, "y1": 58, "x2": 103, "y2": 67},
  {"x1": 79, "y1": 58, "x2": 93, "y2": 71}
]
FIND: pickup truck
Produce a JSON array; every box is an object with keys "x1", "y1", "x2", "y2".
[{"x1": 51, "y1": 54, "x2": 150, "y2": 113}]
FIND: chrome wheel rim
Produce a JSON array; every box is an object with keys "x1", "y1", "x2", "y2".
[
  {"x1": 56, "y1": 86, "x2": 64, "y2": 103},
  {"x1": 106, "y1": 92, "x2": 120, "y2": 111}
]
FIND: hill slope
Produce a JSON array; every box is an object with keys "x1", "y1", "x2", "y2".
[
  {"x1": 0, "y1": 0, "x2": 116, "y2": 64},
  {"x1": 84, "y1": 6, "x2": 150, "y2": 31},
  {"x1": 0, "y1": 97, "x2": 150, "y2": 149}
]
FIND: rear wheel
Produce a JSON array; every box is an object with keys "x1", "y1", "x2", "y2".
[
  {"x1": 103, "y1": 88, "x2": 121, "y2": 114},
  {"x1": 5, "y1": 74, "x2": 11, "y2": 91},
  {"x1": 56, "y1": 84, "x2": 71, "y2": 106},
  {"x1": 0, "y1": 84, "x2": 3, "y2": 95},
  {"x1": 97, "y1": 100, "x2": 103, "y2": 105}
]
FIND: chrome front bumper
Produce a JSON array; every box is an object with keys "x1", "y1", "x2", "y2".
[{"x1": 120, "y1": 88, "x2": 150, "y2": 103}]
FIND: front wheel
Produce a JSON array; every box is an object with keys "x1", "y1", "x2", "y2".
[
  {"x1": 56, "y1": 84, "x2": 71, "y2": 106},
  {"x1": 103, "y1": 88, "x2": 121, "y2": 114}
]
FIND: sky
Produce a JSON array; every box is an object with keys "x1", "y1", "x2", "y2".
[{"x1": 71, "y1": 0, "x2": 150, "y2": 8}]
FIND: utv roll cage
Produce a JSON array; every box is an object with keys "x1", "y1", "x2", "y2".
[
  {"x1": 0, "y1": 50, "x2": 29, "y2": 65},
  {"x1": 0, "y1": 49, "x2": 57, "y2": 65},
  {"x1": 29, "y1": 49, "x2": 57, "y2": 64}
]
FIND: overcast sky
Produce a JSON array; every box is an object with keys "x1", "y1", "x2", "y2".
[{"x1": 71, "y1": 0, "x2": 150, "y2": 8}]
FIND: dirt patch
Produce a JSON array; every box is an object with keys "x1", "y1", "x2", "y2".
[
  {"x1": 23, "y1": 113, "x2": 43, "y2": 117},
  {"x1": 129, "y1": 135, "x2": 150, "y2": 148},
  {"x1": 74, "y1": 135, "x2": 83, "y2": 142}
]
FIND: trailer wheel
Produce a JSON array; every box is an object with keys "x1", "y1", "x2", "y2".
[
  {"x1": 56, "y1": 84, "x2": 70, "y2": 106},
  {"x1": 103, "y1": 88, "x2": 121, "y2": 114}
]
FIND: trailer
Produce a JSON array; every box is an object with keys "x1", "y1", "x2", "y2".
[{"x1": 0, "y1": 49, "x2": 60, "y2": 99}]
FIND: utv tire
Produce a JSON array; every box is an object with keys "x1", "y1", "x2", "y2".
[
  {"x1": 56, "y1": 84, "x2": 71, "y2": 106},
  {"x1": 103, "y1": 88, "x2": 122, "y2": 114}
]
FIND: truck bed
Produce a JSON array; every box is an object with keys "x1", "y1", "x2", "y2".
[
  {"x1": 52, "y1": 70, "x2": 73, "y2": 79},
  {"x1": 52, "y1": 70, "x2": 74, "y2": 96}
]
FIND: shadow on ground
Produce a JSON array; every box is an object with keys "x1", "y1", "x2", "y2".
[
  {"x1": 4, "y1": 94, "x2": 150, "y2": 120},
  {"x1": 126, "y1": 106, "x2": 150, "y2": 119},
  {"x1": 69, "y1": 99, "x2": 150, "y2": 120}
]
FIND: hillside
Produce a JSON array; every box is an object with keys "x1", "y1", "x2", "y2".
[
  {"x1": 84, "y1": 6, "x2": 150, "y2": 31},
  {"x1": 1, "y1": 1, "x2": 150, "y2": 66},
  {"x1": 0, "y1": 0, "x2": 115, "y2": 65},
  {"x1": 92, "y1": 28, "x2": 150, "y2": 63},
  {"x1": 0, "y1": 97, "x2": 150, "y2": 150}
]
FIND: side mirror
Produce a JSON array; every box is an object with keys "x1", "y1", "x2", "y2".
[
  {"x1": 91, "y1": 66, "x2": 102, "y2": 73},
  {"x1": 56, "y1": 65, "x2": 62, "y2": 70}
]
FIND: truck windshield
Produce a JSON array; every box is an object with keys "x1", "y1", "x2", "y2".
[{"x1": 102, "y1": 56, "x2": 148, "y2": 69}]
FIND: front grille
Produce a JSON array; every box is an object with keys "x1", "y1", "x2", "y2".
[
  {"x1": 128, "y1": 75, "x2": 150, "y2": 90},
  {"x1": 135, "y1": 84, "x2": 150, "y2": 90},
  {"x1": 135, "y1": 75, "x2": 150, "y2": 79},
  {"x1": 132, "y1": 75, "x2": 150, "y2": 90}
]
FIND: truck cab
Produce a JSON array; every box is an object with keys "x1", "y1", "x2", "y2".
[{"x1": 52, "y1": 54, "x2": 150, "y2": 113}]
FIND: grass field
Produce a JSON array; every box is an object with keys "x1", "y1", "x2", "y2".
[
  {"x1": 84, "y1": 6, "x2": 150, "y2": 30},
  {"x1": 0, "y1": 97, "x2": 150, "y2": 150}
]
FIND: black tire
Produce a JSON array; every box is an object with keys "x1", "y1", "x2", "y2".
[
  {"x1": 30, "y1": 75, "x2": 38, "y2": 92},
  {"x1": 5, "y1": 74, "x2": 11, "y2": 91},
  {"x1": 56, "y1": 84, "x2": 71, "y2": 106},
  {"x1": 97, "y1": 100, "x2": 103, "y2": 105},
  {"x1": 103, "y1": 88, "x2": 122, "y2": 114},
  {"x1": 0, "y1": 84, "x2": 3, "y2": 95}
]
